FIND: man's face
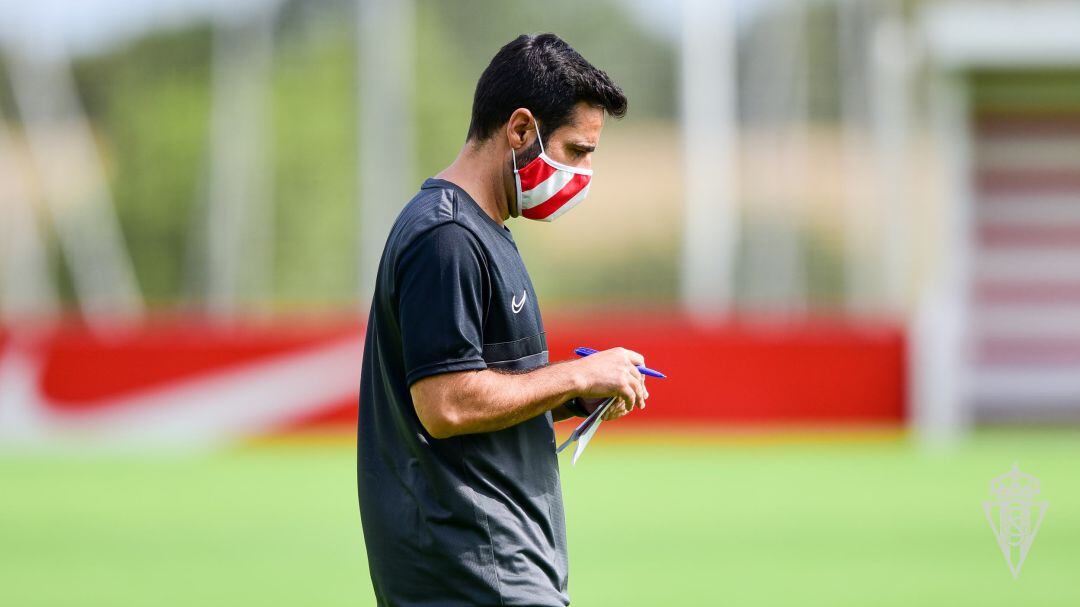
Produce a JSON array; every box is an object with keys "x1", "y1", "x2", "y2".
[
  {"x1": 544, "y1": 102, "x2": 604, "y2": 170},
  {"x1": 513, "y1": 102, "x2": 605, "y2": 171},
  {"x1": 503, "y1": 101, "x2": 605, "y2": 220}
]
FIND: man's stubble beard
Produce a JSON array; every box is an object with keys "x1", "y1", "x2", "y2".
[{"x1": 508, "y1": 137, "x2": 542, "y2": 217}]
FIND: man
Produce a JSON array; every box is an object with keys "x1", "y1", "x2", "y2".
[{"x1": 357, "y1": 33, "x2": 650, "y2": 606}]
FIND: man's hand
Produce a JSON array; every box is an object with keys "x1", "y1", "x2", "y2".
[{"x1": 573, "y1": 347, "x2": 649, "y2": 420}]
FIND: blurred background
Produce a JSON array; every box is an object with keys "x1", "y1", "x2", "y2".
[{"x1": 1, "y1": 0, "x2": 1079, "y2": 605}]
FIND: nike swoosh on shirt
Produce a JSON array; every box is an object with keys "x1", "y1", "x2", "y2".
[{"x1": 511, "y1": 291, "x2": 528, "y2": 314}]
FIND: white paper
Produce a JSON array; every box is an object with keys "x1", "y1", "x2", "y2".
[
  {"x1": 572, "y1": 400, "x2": 612, "y2": 465},
  {"x1": 556, "y1": 396, "x2": 616, "y2": 465}
]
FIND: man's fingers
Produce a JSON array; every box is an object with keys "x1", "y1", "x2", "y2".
[
  {"x1": 625, "y1": 366, "x2": 646, "y2": 410},
  {"x1": 623, "y1": 348, "x2": 645, "y2": 367},
  {"x1": 628, "y1": 377, "x2": 644, "y2": 411},
  {"x1": 607, "y1": 378, "x2": 640, "y2": 417},
  {"x1": 601, "y1": 402, "x2": 617, "y2": 421},
  {"x1": 624, "y1": 368, "x2": 646, "y2": 410},
  {"x1": 604, "y1": 401, "x2": 629, "y2": 421}
]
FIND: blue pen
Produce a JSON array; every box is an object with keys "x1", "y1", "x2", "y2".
[{"x1": 574, "y1": 346, "x2": 667, "y2": 379}]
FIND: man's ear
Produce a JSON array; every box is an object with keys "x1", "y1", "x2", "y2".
[{"x1": 505, "y1": 108, "x2": 536, "y2": 151}]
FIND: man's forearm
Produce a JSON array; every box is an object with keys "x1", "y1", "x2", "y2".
[
  {"x1": 411, "y1": 361, "x2": 584, "y2": 438},
  {"x1": 447, "y1": 363, "x2": 584, "y2": 434}
]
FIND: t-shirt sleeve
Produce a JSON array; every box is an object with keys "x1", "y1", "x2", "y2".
[{"x1": 397, "y1": 222, "x2": 489, "y2": 386}]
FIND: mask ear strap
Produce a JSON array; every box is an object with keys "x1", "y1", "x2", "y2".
[
  {"x1": 532, "y1": 118, "x2": 545, "y2": 155},
  {"x1": 509, "y1": 146, "x2": 520, "y2": 217}
]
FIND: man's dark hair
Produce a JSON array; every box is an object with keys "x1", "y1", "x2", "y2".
[{"x1": 466, "y1": 33, "x2": 628, "y2": 143}]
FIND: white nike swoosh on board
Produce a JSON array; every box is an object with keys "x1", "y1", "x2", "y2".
[
  {"x1": 511, "y1": 291, "x2": 528, "y2": 314},
  {"x1": 0, "y1": 335, "x2": 363, "y2": 448}
]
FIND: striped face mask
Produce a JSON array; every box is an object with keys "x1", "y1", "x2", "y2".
[{"x1": 511, "y1": 120, "x2": 593, "y2": 222}]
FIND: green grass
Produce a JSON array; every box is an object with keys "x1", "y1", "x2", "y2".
[{"x1": 2, "y1": 430, "x2": 1078, "y2": 606}]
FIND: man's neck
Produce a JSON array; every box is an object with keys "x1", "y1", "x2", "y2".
[{"x1": 435, "y1": 143, "x2": 509, "y2": 226}]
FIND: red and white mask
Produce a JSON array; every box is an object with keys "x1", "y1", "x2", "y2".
[{"x1": 512, "y1": 120, "x2": 593, "y2": 222}]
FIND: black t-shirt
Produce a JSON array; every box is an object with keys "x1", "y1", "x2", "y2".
[{"x1": 357, "y1": 178, "x2": 569, "y2": 607}]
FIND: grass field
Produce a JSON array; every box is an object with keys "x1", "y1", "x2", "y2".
[{"x1": 2, "y1": 430, "x2": 1078, "y2": 606}]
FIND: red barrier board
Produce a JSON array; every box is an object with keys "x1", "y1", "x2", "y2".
[
  {"x1": 0, "y1": 314, "x2": 904, "y2": 444},
  {"x1": 545, "y1": 314, "x2": 905, "y2": 426}
]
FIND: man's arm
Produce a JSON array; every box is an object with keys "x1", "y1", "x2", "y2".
[{"x1": 411, "y1": 347, "x2": 648, "y2": 439}]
